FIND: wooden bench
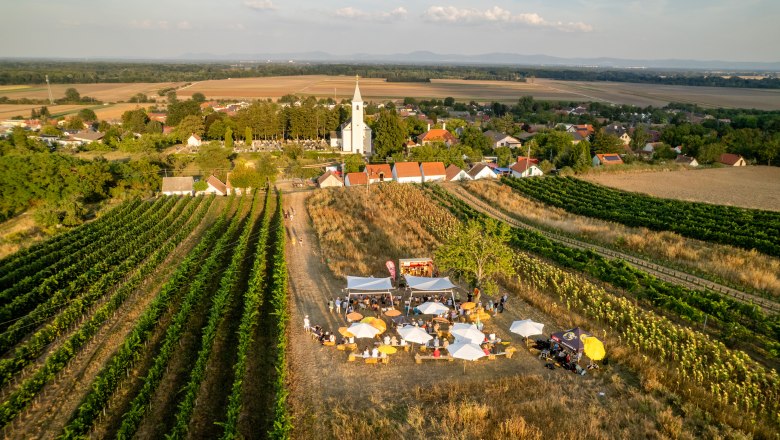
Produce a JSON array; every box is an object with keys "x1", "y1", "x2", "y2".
[
  {"x1": 323, "y1": 341, "x2": 336, "y2": 347},
  {"x1": 415, "y1": 353, "x2": 454, "y2": 364},
  {"x1": 337, "y1": 343, "x2": 357, "y2": 351},
  {"x1": 390, "y1": 344, "x2": 410, "y2": 352},
  {"x1": 364, "y1": 357, "x2": 389, "y2": 365},
  {"x1": 488, "y1": 347, "x2": 516, "y2": 360}
]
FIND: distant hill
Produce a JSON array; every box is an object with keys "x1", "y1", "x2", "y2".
[{"x1": 176, "y1": 51, "x2": 780, "y2": 71}]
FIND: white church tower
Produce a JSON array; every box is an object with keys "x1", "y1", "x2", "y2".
[{"x1": 335, "y1": 75, "x2": 372, "y2": 156}]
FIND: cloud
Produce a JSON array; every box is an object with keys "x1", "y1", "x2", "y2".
[
  {"x1": 423, "y1": 6, "x2": 593, "y2": 32},
  {"x1": 244, "y1": 0, "x2": 276, "y2": 11},
  {"x1": 130, "y1": 20, "x2": 170, "y2": 30},
  {"x1": 335, "y1": 7, "x2": 408, "y2": 22},
  {"x1": 177, "y1": 21, "x2": 192, "y2": 30}
]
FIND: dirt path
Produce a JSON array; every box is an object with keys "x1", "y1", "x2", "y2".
[
  {"x1": 445, "y1": 183, "x2": 779, "y2": 314},
  {"x1": 283, "y1": 190, "x2": 621, "y2": 438},
  {"x1": 4, "y1": 199, "x2": 220, "y2": 439}
]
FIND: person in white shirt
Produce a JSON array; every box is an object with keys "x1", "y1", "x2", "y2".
[
  {"x1": 372, "y1": 347, "x2": 379, "y2": 358},
  {"x1": 303, "y1": 315, "x2": 310, "y2": 332},
  {"x1": 383, "y1": 335, "x2": 391, "y2": 345}
]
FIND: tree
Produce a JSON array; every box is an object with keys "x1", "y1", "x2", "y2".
[
  {"x1": 444, "y1": 97, "x2": 455, "y2": 107},
  {"x1": 64, "y1": 116, "x2": 85, "y2": 130},
  {"x1": 697, "y1": 142, "x2": 727, "y2": 164},
  {"x1": 434, "y1": 218, "x2": 515, "y2": 296},
  {"x1": 373, "y1": 109, "x2": 406, "y2": 159},
  {"x1": 228, "y1": 161, "x2": 265, "y2": 190},
  {"x1": 195, "y1": 143, "x2": 232, "y2": 180},
  {"x1": 592, "y1": 133, "x2": 625, "y2": 154},
  {"x1": 166, "y1": 90, "x2": 178, "y2": 104},
  {"x1": 495, "y1": 146, "x2": 513, "y2": 167},
  {"x1": 244, "y1": 126, "x2": 253, "y2": 145},
  {"x1": 176, "y1": 115, "x2": 205, "y2": 141},
  {"x1": 64, "y1": 88, "x2": 81, "y2": 102},
  {"x1": 343, "y1": 154, "x2": 364, "y2": 173},
  {"x1": 224, "y1": 127, "x2": 233, "y2": 150},
  {"x1": 121, "y1": 109, "x2": 150, "y2": 133},
  {"x1": 630, "y1": 125, "x2": 650, "y2": 151},
  {"x1": 191, "y1": 92, "x2": 206, "y2": 103},
  {"x1": 166, "y1": 100, "x2": 201, "y2": 126},
  {"x1": 77, "y1": 108, "x2": 97, "y2": 122},
  {"x1": 193, "y1": 180, "x2": 208, "y2": 192},
  {"x1": 459, "y1": 126, "x2": 491, "y2": 153}
]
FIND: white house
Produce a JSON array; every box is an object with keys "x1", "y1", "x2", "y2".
[
  {"x1": 161, "y1": 176, "x2": 194, "y2": 196},
  {"x1": 335, "y1": 76, "x2": 372, "y2": 155},
  {"x1": 344, "y1": 172, "x2": 368, "y2": 186},
  {"x1": 420, "y1": 162, "x2": 447, "y2": 182},
  {"x1": 187, "y1": 134, "x2": 202, "y2": 148},
  {"x1": 392, "y1": 161, "x2": 422, "y2": 184},
  {"x1": 484, "y1": 130, "x2": 521, "y2": 149},
  {"x1": 317, "y1": 171, "x2": 344, "y2": 188},
  {"x1": 510, "y1": 159, "x2": 544, "y2": 178},
  {"x1": 201, "y1": 175, "x2": 227, "y2": 196},
  {"x1": 592, "y1": 153, "x2": 624, "y2": 166},
  {"x1": 365, "y1": 164, "x2": 392, "y2": 184},
  {"x1": 445, "y1": 164, "x2": 471, "y2": 182},
  {"x1": 675, "y1": 155, "x2": 699, "y2": 167},
  {"x1": 719, "y1": 153, "x2": 747, "y2": 166},
  {"x1": 467, "y1": 163, "x2": 498, "y2": 180}
]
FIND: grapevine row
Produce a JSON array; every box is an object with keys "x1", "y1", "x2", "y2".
[
  {"x1": 0, "y1": 195, "x2": 213, "y2": 428},
  {"x1": 62, "y1": 197, "x2": 240, "y2": 438},
  {"x1": 501, "y1": 176, "x2": 780, "y2": 257},
  {"x1": 221, "y1": 187, "x2": 273, "y2": 439},
  {"x1": 167, "y1": 193, "x2": 260, "y2": 439}
]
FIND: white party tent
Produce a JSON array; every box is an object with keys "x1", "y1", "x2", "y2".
[
  {"x1": 404, "y1": 275, "x2": 457, "y2": 315},
  {"x1": 343, "y1": 276, "x2": 395, "y2": 314}
]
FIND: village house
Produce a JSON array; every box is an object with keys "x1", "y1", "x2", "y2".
[
  {"x1": 187, "y1": 134, "x2": 202, "y2": 148},
  {"x1": 675, "y1": 155, "x2": 699, "y2": 167},
  {"x1": 417, "y1": 125, "x2": 457, "y2": 146},
  {"x1": 365, "y1": 164, "x2": 392, "y2": 184},
  {"x1": 484, "y1": 130, "x2": 522, "y2": 149},
  {"x1": 71, "y1": 131, "x2": 105, "y2": 145},
  {"x1": 317, "y1": 171, "x2": 344, "y2": 188},
  {"x1": 719, "y1": 153, "x2": 747, "y2": 166},
  {"x1": 200, "y1": 175, "x2": 227, "y2": 196},
  {"x1": 592, "y1": 153, "x2": 624, "y2": 166},
  {"x1": 344, "y1": 172, "x2": 368, "y2": 187},
  {"x1": 445, "y1": 164, "x2": 471, "y2": 182},
  {"x1": 420, "y1": 162, "x2": 447, "y2": 182},
  {"x1": 161, "y1": 176, "x2": 194, "y2": 196},
  {"x1": 467, "y1": 163, "x2": 498, "y2": 180},
  {"x1": 392, "y1": 161, "x2": 423, "y2": 183}
]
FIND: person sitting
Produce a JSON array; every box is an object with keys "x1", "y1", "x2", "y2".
[
  {"x1": 348, "y1": 336, "x2": 355, "y2": 344},
  {"x1": 442, "y1": 339, "x2": 449, "y2": 349},
  {"x1": 400, "y1": 338, "x2": 408, "y2": 346},
  {"x1": 363, "y1": 347, "x2": 370, "y2": 358},
  {"x1": 482, "y1": 345, "x2": 490, "y2": 356},
  {"x1": 433, "y1": 347, "x2": 441, "y2": 358},
  {"x1": 371, "y1": 347, "x2": 379, "y2": 358},
  {"x1": 433, "y1": 337, "x2": 440, "y2": 348},
  {"x1": 383, "y1": 335, "x2": 391, "y2": 346},
  {"x1": 380, "y1": 351, "x2": 388, "y2": 359},
  {"x1": 329, "y1": 334, "x2": 336, "y2": 343},
  {"x1": 390, "y1": 336, "x2": 398, "y2": 346}
]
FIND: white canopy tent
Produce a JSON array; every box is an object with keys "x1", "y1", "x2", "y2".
[
  {"x1": 404, "y1": 275, "x2": 458, "y2": 316},
  {"x1": 343, "y1": 276, "x2": 395, "y2": 315}
]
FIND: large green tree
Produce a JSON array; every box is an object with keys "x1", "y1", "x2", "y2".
[
  {"x1": 373, "y1": 110, "x2": 406, "y2": 159},
  {"x1": 434, "y1": 218, "x2": 515, "y2": 296},
  {"x1": 459, "y1": 126, "x2": 491, "y2": 153},
  {"x1": 195, "y1": 143, "x2": 232, "y2": 180},
  {"x1": 592, "y1": 133, "x2": 625, "y2": 154},
  {"x1": 166, "y1": 100, "x2": 201, "y2": 126}
]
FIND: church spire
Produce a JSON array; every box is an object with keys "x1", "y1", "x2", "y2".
[{"x1": 352, "y1": 75, "x2": 363, "y2": 103}]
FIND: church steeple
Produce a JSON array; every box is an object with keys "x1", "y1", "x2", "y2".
[{"x1": 352, "y1": 75, "x2": 363, "y2": 103}]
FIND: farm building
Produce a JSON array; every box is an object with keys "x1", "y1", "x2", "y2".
[
  {"x1": 200, "y1": 175, "x2": 227, "y2": 196},
  {"x1": 484, "y1": 130, "x2": 521, "y2": 149},
  {"x1": 467, "y1": 163, "x2": 498, "y2": 180},
  {"x1": 445, "y1": 164, "x2": 471, "y2": 182},
  {"x1": 592, "y1": 153, "x2": 624, "y2": 166},
  {"x1": 675, "y1": 155, "x2": 699, "y2": 167},
  {"x1": 344, "y1": 172, "x2": 368, "y2": 186},
  {"x1": 393, "y1": 162, "x2": 422, "y2": 183},
  {"x1": 187, "y1": 134, "x2": 202, "y2": 148},
  {"x1": 317, "y1": 171, "x2": 344, "y2": 188},
  {"x1": 719, "y1": 153, "x2": 747, "y2": 166},
  {"x1": 366, "y1": 164, "x2": 392, "y2": 183},
  {"x1": 510, "y1": 159, "x2": 544, "y2": 178},
  {"x1": 420, "y1": 162, "x2": 447, "y2": 182},
  {"x1": 161, "y1": 176, "x2": 194, "y2": 196}
]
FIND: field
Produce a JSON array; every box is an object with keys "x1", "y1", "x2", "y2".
[
  {"x1": 582, "y1": 166, "x2": 780, "y2": 212},
  {"x1": 0, "y1": 102, "x2": 150, "y2": 121},
  {"x1": 3, "y1": 76, "x2": 780, "y2": 109}
]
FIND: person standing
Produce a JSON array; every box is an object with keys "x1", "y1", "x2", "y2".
[
  {"x1": 335, "y1": 297, "x2": 342, "y2": 314},
  {"x1": 303, "y1": 315, "x2": 310, "y2": 332},
  {"x1": 328, "y1": 299, "x2": 334, "y2": 313}
]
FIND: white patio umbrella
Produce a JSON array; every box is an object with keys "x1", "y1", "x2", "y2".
[
  {"x1": 348, "y1": 322, "x2": 380, "y2": 339},
  {"x1": 447, "y1": 340, "x2": 486, "y2": 373},
  {"x1": 397, "y1": 326, "x2": 433, "y2": 345},
  {"x1": 417, "y1": 301, "x2": 449, "y2": 315},
  {"x1": 510, "y1": 319, "x2": 545, "y2": 347},
  {"x1": 451, "y1": 323, "x2": 485, "y2": 345}
]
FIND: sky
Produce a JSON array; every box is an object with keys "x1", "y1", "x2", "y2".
[{"x1": 1, "y1": 0, "x2": 778, "y2": 62}]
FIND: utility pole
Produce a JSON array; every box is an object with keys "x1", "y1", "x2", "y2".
[{"x1": 45, "y1": 75, "x2": 54, "y2": 105}]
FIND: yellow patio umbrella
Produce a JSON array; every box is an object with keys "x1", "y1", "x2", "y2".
[
  {"x1": 384, "y1": 309, "x2": 402, "y2": 317},
  {"x1": 377, "y1": 345, "x2": 397, "y2": 355},
  {"x1": 461, "y1": 302, "x2": 476, "y2": 310},
  {"x1": 338, "y1": 327, "x2": 354, "y2": 338},
  {"x1": 346, "y1": 312, "x2": 363, "y2": 322},
  {"x1": 362, "y1": 317, "x2": 387, "y2": 334},
  {"x1": 583, "y1": 336, "x2": 606, "y2": 361}
]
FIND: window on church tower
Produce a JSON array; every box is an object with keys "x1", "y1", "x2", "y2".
[{"x1": 356, "y1": 105, "x2": 360, "y2": 110}]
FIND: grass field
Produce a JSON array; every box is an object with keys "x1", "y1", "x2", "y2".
[
  {"x1": 3, "y1": 76, "x2": 780, "y2": 109},
  {"x1": 582, "y1": 166, "x2": 780, "y2": 211}
]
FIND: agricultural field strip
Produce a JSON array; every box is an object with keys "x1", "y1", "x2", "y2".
[
  {"x1": 221, "y1": 189, "x2": 273, "y2": 439},
  {"x1": 268, "y1": 189, "x2": 291, "y2": 439},
  {"x1": 430, "y1": 185, "x2": 780, "y2": 428},
  {"x1": 0, "y1": 197, "x2": 184, "y2": 353},
  {"x1": 504, "y1": 177, "x2": 780, "y2": 259},
  {"x1": 0, "y1": 200, "x2": 153, "y2": 303},
  {"x1": 0, "y1": 199, "x2": 141, "y2": 283},
  {"x1": 62, "y1": 198, "x2": 239, "y2": 438},
  {"x1": 168, "y1": 194, "x2": 260, "y2": 439},
  {"x1": 452, "y1": 184, "x2": 778, "y2": 314},
  {"x1": 437, "y1": 185, "x2": 780, "y2": 361},
  {"x1": 0, "y1": 197, "x2": 205, "y2": 392},
  {"x1": 0, "y1": 195, "x2": 212, "y2": 428}
]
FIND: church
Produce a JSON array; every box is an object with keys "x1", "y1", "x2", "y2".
[{"x1": 330, "y1": 76, "x2": 372, "y2": 156}]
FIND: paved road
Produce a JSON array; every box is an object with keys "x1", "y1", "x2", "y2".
[{"x1": 444, "y1": 184, "x2": 779, "y2": 315}]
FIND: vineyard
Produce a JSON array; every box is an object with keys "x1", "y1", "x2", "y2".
[
  {"x1": 501, "y1": 176, "x2": 780, "y2": 258},
  {"x1": 0, "y1": 190, "x2": 292, "y2": 439},
  {"x1": 422, "y1": 184, "x2": 780, "y2": 434}
]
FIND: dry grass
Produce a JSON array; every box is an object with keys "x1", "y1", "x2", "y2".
[
  {"x1": 0, "y1": 213, "x2": 49, "y2": 259},
  {"x1": 464, "y1": 180, "x2": 780, "y2": 296},
  {"x1": 0, "y1": 82, "x2": 183, "y2": 102}
]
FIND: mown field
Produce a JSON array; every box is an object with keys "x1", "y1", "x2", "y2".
[
  {"x1": 0, "y1": 190, "x2": 291, "y2": 439},
  {"x1": 3, "y1": 76, "x2": 780, "y2": 109}
]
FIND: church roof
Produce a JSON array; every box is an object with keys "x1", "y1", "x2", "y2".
[{"x1": 353, "y1": 79, "x2": 363, "y2": 102}]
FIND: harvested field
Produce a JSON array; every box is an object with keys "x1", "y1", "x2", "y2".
[
  {"x1": 0, "y1": 103, "x2": 145, "y2": 121},
  {"x1": 581, "y1": 166, "x2": 780, "y2": 212},
  {"x1": 0, "y1": 82, "x2": 183, "y2": 102}
]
